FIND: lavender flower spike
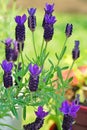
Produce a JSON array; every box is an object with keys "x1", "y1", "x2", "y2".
[
  {"x1": 28, "y1": 8, "x2": 36, "y2": 16},
  {"x1": 35, "y1": 106, "x2": 48, "y2": 119},
  {"x1": 24, "y1": 106, "x2": 48, "y2": 130},
  {"x1": 1, "y1": 60, "x2": 13, "y2": 88},
  {"x1": 15, "y1": 14, "x2": 27, "y2": 25},
  {"x1": 29, "y1": 64, "x2": 41, "y2": 76},
  {"x1": 28, "y1": 8, "x2": 36, "y2": 31},
  {"x1": 28, "y1": 64, "x2": 41, "y2": 92},
  {"x1": 1, "y1": 60, "x2": 13, "y2": 73},
  {"x1": 72, "y1": 40, "x2": 80, "y2": 60},
  {"x1": 43, "y1": 15, "x2": 56, "y2": 41},
  {"x1": 45, "y1": 3, "x2": 54, "y2": 14},
  {"x1": 59, "y1": 99, "x2": 80, "y2": 130},
  {"x1": 65, "y1": 24, "x2": 73, "y2": 37}
]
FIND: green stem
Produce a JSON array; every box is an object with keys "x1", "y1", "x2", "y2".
[
  {"x1": 40, "y1": 38, "x2": 44, "y2": 56},
  {"x1": 32, "y1": 32, "x2": 37, "y2": 59},
  {"x1": 19, "y1": 42, "x2": 24, "y2": 69},
  {"x1": 20, "y1": 50, "x2": 24, "y2": 69},
  {"x1": 66, "y1": 60, "x2": 75, "y2": 80},
  {"x1": 44, "y1": 41, "x2": 48, "y2": 52},
  {"x1": 57, "y1": 37, "x2": 68, "y2": 66},
  {"x1": 0, "y1": 123, "x2": 18, "y2": 130}
]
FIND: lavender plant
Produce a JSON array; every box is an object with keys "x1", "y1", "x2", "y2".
[{"x1": 0, "y1": 3, "x2": 80, "y2": 130}]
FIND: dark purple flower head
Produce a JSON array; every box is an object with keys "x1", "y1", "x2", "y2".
[
  {"x1": 72, "y1": 40, "x2": 80, "y2": 60},
  {"x1": 15, "y1": 14, "x2": 27, "y2": 25},
  {"x1": 29, "y1": 64, "x2": 42, "y2": 76},
  {"x1": 28, "y1": 8, "x2": 36, "y2": 16},
  {"x1": 5, "y1": 38, "x2": 13, "y2": 46},
  {"x1": 45, "y1": 3, "x2": 54, "y2": 14},
  {"x1": 45, "y1": 14, "x2": 56, "y2": 25},
  {"x1": 35, "y1": 106, "x2": 48, "y2": 119},
  {"x1": 59, "y1": 100, "x2": 80, "y2": 118},
  {"x1": 1, "y1": 60, "x2": 13, "y2": 73},
  {"x1": 65, "y1": 24, "x2": 73, "y2": 37}
]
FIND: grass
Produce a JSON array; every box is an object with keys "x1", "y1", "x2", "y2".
[{"x1": 0, "y1": 4, "x2": 87, "y2": 129}]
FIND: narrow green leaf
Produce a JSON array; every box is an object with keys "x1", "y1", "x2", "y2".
[
  {"x1": 60, "y1": 46, "x2": 66, "y2": 59},
  {"x1": 10, "y1": 107, "x2": 18, "y2": 119},
  {"x1": 57, "y1": 66, "x2": 63, "y2": 84},
  {"x1": 55, "y1": 53, "x2": 59, "y2": 60},
  {"x1": 68, "y1": 77, "x2": 73, "y2": 83},
  {"x1": 23, "y1": 106, "x2": 26, "y2": 120},
  {"x1": 61, "y1": 66, "x2": 69, "y2": 70},
  {"x1": 48, "y1": 59, "x2": 54, "y2": 67}
]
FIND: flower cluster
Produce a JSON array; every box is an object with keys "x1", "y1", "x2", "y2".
[{"x1": 0, "y1": 3, "x2": 80, "y2": 130}]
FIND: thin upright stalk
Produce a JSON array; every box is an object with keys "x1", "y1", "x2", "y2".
[
  {"x1": 40, "y1": 38, "x2": 44, "y2": 56},
  {"x1": 32, "y1": 32, "x2": 37, "y2": 59},
  {"x1": 66, "y1": 60, "x2": 75, "y2": 80},
  {"x1": 19, "y1": 42, "x2": 24, "y2": 69},
  {"x1": 57, "y1": 37, "x2": 68, "y2": 66}
]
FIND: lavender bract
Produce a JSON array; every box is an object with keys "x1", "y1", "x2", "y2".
[
  {"x1": 28, "y1": 8, "x2": 36, "y2": 16},
  {"x1": 72, "y1": 40, "x2": 80, "y2": 60},
  {"x1": 28, "y1": 8, "x2": 36, "y2": 31},
  {"x1": 45, "y1": 14, "x2": 56, "y2": 25},
  {"x1": 44, "y1": 3, "x2": 54, "y2": 14},
  {"x1": 65, "y1": 24, "x2": 73, "y2": 37},
  {"x1": 1, "y1": 60, "x2": 13, "y2": 73},
  {"x1": 29, "y1": 64, "x2": 41, "y2": 76},
  {"x1": 15, "y1": 14, "x2": 27, "y2": 25},
  {"x1": 35, "y1": 106, "x2": 48, "y2": 119}
]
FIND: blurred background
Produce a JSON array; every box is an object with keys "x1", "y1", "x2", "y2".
[
  {"x1": 0, "y1": 0, "x2": 87, "y2": 130},
  {"x1": 10, "y1": 0, "x2": 87, "y2": 13}
]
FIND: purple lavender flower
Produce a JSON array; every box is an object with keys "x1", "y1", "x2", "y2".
[
  {"x1": 72, "y1": 40, "x2": 80, "y2": 60},
  {"x1": 65, "y1": 24, "x2": 73, "y2": 37},
  {"x1": 5, "y1": 38, "x2": 13, "y2": 47},
  {"x1": 15, "y1": 14, "x2": 27, "y2": 25},
  {"x1": 29, "y1": 64, "x2": 41, "y2": 76},
  {"x1": 1, "y1": 60, "x2": 13, "y2": 73},
  {"x1": 5, "y1": 39, "x2": 18, "y2": 61},
  {"x1": 23, "y1": 106, "x2": 48, "y2": 130},
  {"x1": 59, "y1": 100, "x2": 80, "y2": 130},
  {"x1": 24, "y1": 106, "x2": 48, "y2": 130},
  {"x1": 15, "y1": 14, "x2": 27, "y2": 44},
  {"x1": 43, "y1": 15, "x2": 56, "y2": 42},
  {"x1": 28, "y1": 64, "x2": 42, "y2": 92},
  {"x1": 35, "y1": 106, "x2": 48, "y2": 119},
  {"x1": 28, "y1": 8, "x2": 36, "y2": 16},
  {"x1": 1, "y1": 60, "x2": 13, "y2": 88},
  {"x1": 45, "y1": 14, "x2": 56, "y2": 25},
  {"x1": 44, "y1": 3, "x2": 54, "y2": 14},
  {"x1": 28, "y1": 8, "x2": 36, "y2": 31}
]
